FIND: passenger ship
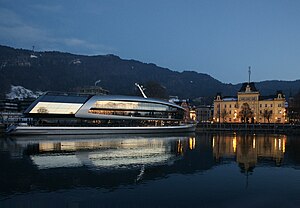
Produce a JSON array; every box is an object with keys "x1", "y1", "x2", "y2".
[{"x1": 7, "y1": 92, "x2": 195, "y2": 135}]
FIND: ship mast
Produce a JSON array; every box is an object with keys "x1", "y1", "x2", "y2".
[{"x1": 135, "y1": 83, "x2": 147, "y2": 98}]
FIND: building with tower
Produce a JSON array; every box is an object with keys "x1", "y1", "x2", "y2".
[{"x1": 213, "y1": 69, "x2": 287, "y2": 123}]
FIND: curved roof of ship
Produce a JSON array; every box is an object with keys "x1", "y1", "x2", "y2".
[
  {"x1": 24, "y1": 92, "x2": 185, "y2": 120},
  {"x1": 87, "y1": 95, "x2": 185, "y2": 110},
  {"x1": 76, "y1": 95, "x2": 185, "y2": 120}
]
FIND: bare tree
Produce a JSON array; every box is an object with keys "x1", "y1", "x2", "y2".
[
  {"x1": 263, "y1": 109, "x2": 272, "y2": 123},
  {"x1": 221, "y1": 109, "x2": 228, "y2": 123},
  {"x1": 239, "y1": 103, "x2": 253, "y2": 123}
]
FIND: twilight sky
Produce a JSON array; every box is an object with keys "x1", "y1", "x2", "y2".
[{"x1": 1, "y1": 0, "x2": 300, "y2": 83}]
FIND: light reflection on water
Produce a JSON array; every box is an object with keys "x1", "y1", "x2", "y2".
[{"x1": 0, "y1": 133, "x2": 300, "y2": 207}]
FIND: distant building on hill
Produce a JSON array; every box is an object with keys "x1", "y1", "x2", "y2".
[
  {"x1": 288, "y1": 92, "x2": 300, "y2": 123},
  {"x1": 213, "y1": 75, "x2": 287, "y2": 123}
]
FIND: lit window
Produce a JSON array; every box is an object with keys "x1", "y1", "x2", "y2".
[
  {"x1": 94, "y1": 100, "x2": 174, "y2": 111},
  {"x1": 30, "y1": 102, "x2": 83, "y2": 114}
]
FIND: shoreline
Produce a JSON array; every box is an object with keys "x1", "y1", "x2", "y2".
[{"x1": 196, "y1": 123, "x2": 300, "y2": 134}]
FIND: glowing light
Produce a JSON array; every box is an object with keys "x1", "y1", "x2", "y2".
[
  {"x1": 189, "y1": 138, "x2": 194, "y2": 150},
  {"x1": 212, "y1": 137, "x2": 215, "y2": 148},
  {"x1": 253, "y1": 138, "x2": 256, "y2": 149},
  {"x1": 177, "y1": 140, "x2": 183, "y2": 154},
  {"x1": 30, "y1": 102, "x2": 83, "y2": 114},
  {"x1": 233, "y1": 137, "x2": 237, "y2": 153},
  {"x1": 233, "y1": 111, "x2": 237, "y2": 119},
  {"x1": 283, "y1": 138, "x2": 286, "y2": 153},
  {"x1": 189, "y1": 137, "x2": 196, "y2": 150}
]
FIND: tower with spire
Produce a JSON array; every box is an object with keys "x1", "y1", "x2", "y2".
[{"x1": 213, "y1": 67, "x2": 286, "y2": 124}]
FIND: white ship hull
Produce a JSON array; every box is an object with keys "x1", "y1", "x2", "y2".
[{"x1": 8, "y1": 124, "x2": 196, "y2": 135}]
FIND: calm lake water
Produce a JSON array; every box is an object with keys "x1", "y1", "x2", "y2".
[{"x1": 0, "y1": 133, "x2": 299, "y2": 208}]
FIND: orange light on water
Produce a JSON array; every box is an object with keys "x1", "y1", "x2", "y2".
[
  {"x1": 189, "y1": 137, "x2": 196, "y2": 150},
  {"x1": 233, "y1": 137, "x2": 237, "y2": 153}
]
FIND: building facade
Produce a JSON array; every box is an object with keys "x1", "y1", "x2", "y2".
[
  {"x1": 213, "y1": 82, "x2": 287, "y2": 123},
  {"x1": 195, "y1": 105, "x2": 214, "y2": 123}
]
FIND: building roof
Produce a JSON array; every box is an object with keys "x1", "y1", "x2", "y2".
[
  {"x1": 260, "y1": 95, "x2": 276, "y2": 100},
  {"x1": 222, "y1": 97, "x2": 238, "y2": 101},
  {"x1": 238, "y1": 82, "x2": 258, "y2": 92}
]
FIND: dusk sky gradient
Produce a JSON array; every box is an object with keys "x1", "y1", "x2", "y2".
[{"x1": 1, "y1": 0, "x2": 300, "y2": 83}]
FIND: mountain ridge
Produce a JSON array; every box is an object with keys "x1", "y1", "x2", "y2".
[{"x1": 1, "y1": 45, "x2": 299, "y2": 100}]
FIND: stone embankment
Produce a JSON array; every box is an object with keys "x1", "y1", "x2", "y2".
[{"x1": 196, "y1": 123, "x2": 300, "y2": 134}]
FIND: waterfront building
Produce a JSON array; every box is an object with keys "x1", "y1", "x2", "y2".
[
  {"x1": 195, "y1": 105, "x2": 214, "y2": 123},
  {"x1": 213, "y1": 82, "x2": 287, "y2": 123},
  {"x1": 0, "y1": 99, "x2": 21, "y2": 123},
  {"x1": 288, "y1": 92, "x2": 300, "y2": 123},
  {"x1": 170, "y1": 98, "x2": 191, "y2": 122},
  {"x1": 0, "y1": 99, "x2": 18, "y2": 112}
]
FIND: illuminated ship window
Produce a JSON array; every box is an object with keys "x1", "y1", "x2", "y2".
[
  {"x1": 94, "y1": 101, "x2": 177, "y2": 111},
  {"x1": 88, "y1": 109, "x2": 183, "y2": 120},
  {"x1": 30, "y1": 102, "x2": 83, "y2": 114}
]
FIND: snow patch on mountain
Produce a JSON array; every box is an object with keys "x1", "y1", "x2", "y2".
[{"x1": 6, "y1": 85, "x2": 44, "y2": 100}]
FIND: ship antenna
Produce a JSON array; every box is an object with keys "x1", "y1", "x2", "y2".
[
  {"x1": 95, "y1": 80, "x2": 101, "y2": 86},
  {"x1": 135, "y1": 83, "x2": 147, "y2": 98}
]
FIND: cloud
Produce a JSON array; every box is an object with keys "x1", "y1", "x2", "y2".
[
  {"x1": 61, "y1": 38, "x2": 116, "y2": 54},
  {"x1": 0, "y1": 8, "x2": 24, "y2": 26},
  {"x1": 0, "y1": 8, "x2": 48, "y2": 45},
  {"x1": 64, "y1": 38, "x2": 92, "y2": 47},
  {"x1": 30, "y1": 4, "x2": 63, "y2": 13},
  {"x1": 0, "y1": 8, "x2": 116, "y2": 55}
]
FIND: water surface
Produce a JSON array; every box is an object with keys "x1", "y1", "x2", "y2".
[{"x1": 0, "y1": 133, "x2": 299, "y2": 207}]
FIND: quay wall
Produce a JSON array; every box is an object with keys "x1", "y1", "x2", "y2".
[{"x1": 196, "y1": 123, "x2": 300, "y2": 134}]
